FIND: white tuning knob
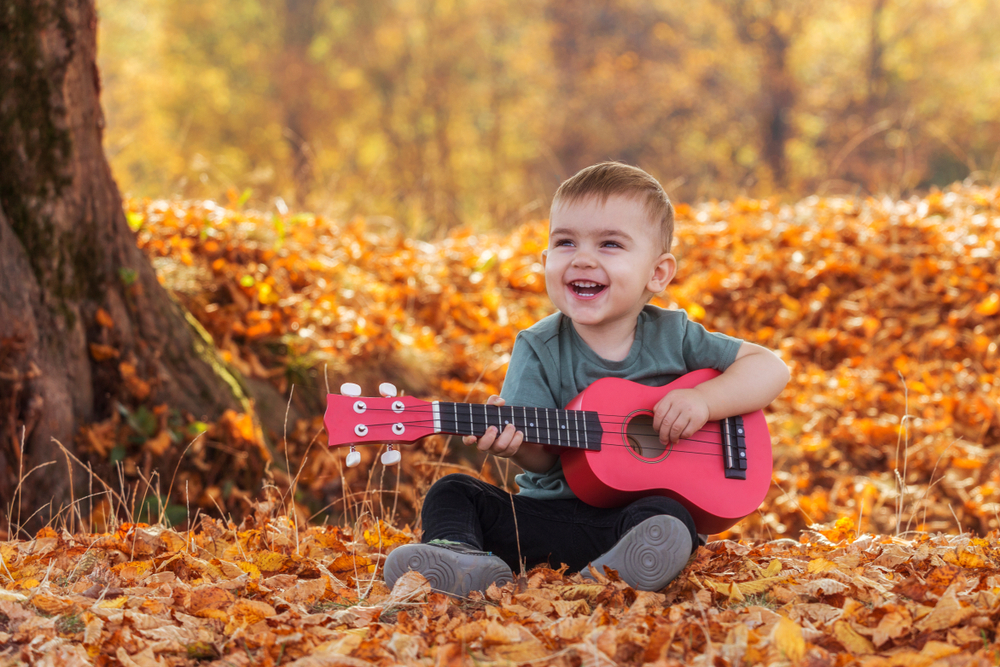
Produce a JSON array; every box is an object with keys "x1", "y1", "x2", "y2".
[
  {"x1": 345, "y1": 448, "x2": 361, "y2": 468},
  {"x1": 381, "y1": 447, "x2": 401, "y2": 466},
  {"x1": 379, "y1": 382, "x2": 398, "y2": 397},
  {"x1": 340, "y1": 382, "x2": 362, "y2": 397}
]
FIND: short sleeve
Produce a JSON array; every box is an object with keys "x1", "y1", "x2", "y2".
[
  {"x1": 680, "y1": 317, "x2": 742, "y2": 372},
  {"x1": 499, "y1": 334, "x2": 561, "y2": 409}
]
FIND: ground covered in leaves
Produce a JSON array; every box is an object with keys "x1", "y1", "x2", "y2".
[
  {"x1": 4, "y1": 184, "x2": 998, "y2": 664},
  {"x1": 1, "y1": 515, "x2": 999, "y2": 665},
  {"x1": 102, "y1": 184, "x2": 999, "y2": 539}
]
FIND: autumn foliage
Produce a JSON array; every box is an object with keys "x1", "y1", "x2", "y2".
[
  {"x1": 2, "y1": 184, "x2": 999, "y2": 664},
  {"x1": 104, "y1": 183, "x2": 1000, "y2": 539}
]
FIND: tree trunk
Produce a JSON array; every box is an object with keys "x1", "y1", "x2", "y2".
[
  {"x1": 279, "y1": 0, "x2": 320, "y2": 207},
  {"x1": 0, "y1": 0, "x2": 249, "y2": 533}
]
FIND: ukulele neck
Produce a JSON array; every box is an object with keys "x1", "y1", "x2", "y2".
[{"x1": 434, "y1": 402, "x2": 603, "y2": 451}]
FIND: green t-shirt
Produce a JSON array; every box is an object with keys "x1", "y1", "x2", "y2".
[{"x1": 500, "y1": 305, "x2": 743, "y2": 499}]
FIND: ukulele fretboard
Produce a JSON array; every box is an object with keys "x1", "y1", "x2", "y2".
[{"x1": 434, "y1": 402, "x2": 603, "y2": 451}]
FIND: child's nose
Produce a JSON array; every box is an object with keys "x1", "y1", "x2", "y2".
[{"x1": 571, "y1": 248, "x2": 597, "y2": 268}]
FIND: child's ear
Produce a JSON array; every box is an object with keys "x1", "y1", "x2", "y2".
[
  {"x1": 541, "y1": 249, "x2": 548, "y2": 267},
  {"x1": 647, "y1": 253, "x2": 677, "y2": 293}
]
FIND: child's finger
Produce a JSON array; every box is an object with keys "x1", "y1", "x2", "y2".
[
  {"x1": 492, "y1": 425, "x2": 523, "y2": 457},
  {"x1": 656, "y1": 408, "x2": 679, "y2": 443},
  {"x1": 476, "y1": 426, "x2": 499, "y2": 451}
]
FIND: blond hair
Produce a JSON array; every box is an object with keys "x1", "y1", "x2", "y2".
[{"x1": 551, "y1": 162, "x2": 675, "y2": 251}]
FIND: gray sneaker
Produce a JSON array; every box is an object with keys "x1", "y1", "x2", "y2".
[
  {"x1": 585, "y1": 515, "x2": 692, "y2": 591},
  {"x1": 383, "y1": 540, "x2": 513, "y2": 597}
]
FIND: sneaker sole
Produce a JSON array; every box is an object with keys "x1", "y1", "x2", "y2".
[
  {"x1": 384, "y1": 544, "x2": 513, "y2": 597},
  {"x1": 586, "y1": 515, "x2": 692, "y2": 591}
]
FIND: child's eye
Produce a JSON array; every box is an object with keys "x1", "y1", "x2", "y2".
[
  {"x1": 553, "y1": 239, "x2": 574, "y2": 247},
  {"x1": 602, "y1": 241, "x2": 623, "y2": 249}
]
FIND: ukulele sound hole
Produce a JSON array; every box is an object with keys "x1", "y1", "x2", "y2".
[{"x1": 625, "y1": 413, "x2": 668, "y2": 460}]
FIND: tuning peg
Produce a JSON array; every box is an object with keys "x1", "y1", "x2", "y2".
[
  {"x1": 381, "y1": 445, "x2": 401, "y2": 466},
  {"x1": 346, "y1": 446, "x2": 361, "y2": 468},
  {"x1": 379, "y1": 382, "x2": 398, "y2": 397},
  {"x1": 340, "y1": 382, "x2": 362, "y2": 397}
]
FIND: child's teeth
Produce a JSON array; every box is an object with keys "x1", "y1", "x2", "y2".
[{"x1": 571, "y1": 281, "x2": 604, "y2": 295}]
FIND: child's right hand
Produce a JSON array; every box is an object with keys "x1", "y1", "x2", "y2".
[{"x1": 462, "y1": 395, "x2": 525, "y2": 458}]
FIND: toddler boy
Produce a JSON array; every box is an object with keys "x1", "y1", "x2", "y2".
[{"x1": 384, "y1": 162, "x2": 790, "y2": 595}]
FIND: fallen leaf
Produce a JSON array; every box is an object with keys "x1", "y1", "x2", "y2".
[
  {"x1": 832, "y1": 620, "x2": 874, "y2": 654},
  {"x1": 773, "y1": 616, "x2": 806, "y2": 662}
]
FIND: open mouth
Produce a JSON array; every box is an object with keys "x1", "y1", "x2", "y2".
[{"x1": 569, "y1": 281, "x2": 608, "y2": 298}]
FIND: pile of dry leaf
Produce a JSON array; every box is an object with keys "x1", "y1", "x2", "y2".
[
  {"x1": 7, "y1": 184, "x2": 995, "y2": 664},
  {"x1": 1, "y1": 513, "x2": 998, "y2": 665},
  {"x1": 112, "y1": 184, "x2": 1000, "y2": 538}
]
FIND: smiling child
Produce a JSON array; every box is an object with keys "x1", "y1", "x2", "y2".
[{"x1": 383, "y1": 162, "x2": 790, "y2": 596}]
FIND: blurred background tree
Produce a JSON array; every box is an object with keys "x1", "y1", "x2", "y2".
[{"x1": 98, "y1": 0, "x2": 1000, "y2": 231}]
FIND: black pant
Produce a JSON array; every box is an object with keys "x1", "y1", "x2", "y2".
[{"x1": 420, "y1": 474, "x2": 698, "y2": 573}]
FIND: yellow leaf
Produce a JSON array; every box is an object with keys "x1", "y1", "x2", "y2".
[
  {"x1": 237, "y1": 561, "x2": 262, "y2": 579},
  {"x1": 252, "y1": 550, "x2": 287, "y2": 573},
  {"x1": 112, "y1": 560, "x2": 154, "y2": 579},
  {"x1": 832, "y1": 620, "x2": 874, "y2": 654},
  {"x1": 762, "y1": 560, "x2": 782, "y2": 578},
  {"x1": 808, "y1": 557, "x2": 837, "y2": 574},
  {"x1": 363, "y1": 520, "x2": 412, "y2": 548},
  {"x1": 33, "y1": 593, "x2": 75, "y2": 615},
  {"x1": 773, "y1": 616, "x2": 805, "y2": 662},
  {"x1": 956, "y1": 549, "x2": 988, "y2": 568},
  {"x1": 197, "y1": 608, "x2": 230, "y2": 622},
  {"x1": 98, "y1": 596, "x2": 128, "y2": 609},
  {"x1": 835, "y1": 516, "x2": 855, "y2": 532},
  {"x1": 738, "y1": 575, "x2": 786, "y2": 595}
]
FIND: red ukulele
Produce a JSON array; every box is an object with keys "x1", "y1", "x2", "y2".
[{"x1": 324, "y1": 369, "x2": 773, "y2": 534}]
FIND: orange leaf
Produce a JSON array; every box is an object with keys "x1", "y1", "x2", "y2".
[
  {"x1": 973, "y1": 292, "x2": 999, "y2": 316},
  {"x1": 89, "y1": 343, "x2": 119, "y2": 361},
  {"x1": 95, "y1": 308, "x2": 115, "y2": 329}
]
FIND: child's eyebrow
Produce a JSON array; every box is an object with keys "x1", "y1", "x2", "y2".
[{"x1": 549, "y1": 227, "x2": 635, "y2": 242}]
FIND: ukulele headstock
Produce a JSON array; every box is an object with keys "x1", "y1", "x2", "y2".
[{"x1": 324, "y1": 382, "x2": 434, "y2": 467}]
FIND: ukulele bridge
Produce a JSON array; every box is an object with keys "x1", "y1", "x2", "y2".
[{"x1": 722, "y1": 416, "x2": 748, "y2": 480}]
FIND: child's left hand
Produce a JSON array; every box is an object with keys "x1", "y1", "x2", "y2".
[{"x1": 652, "y1": 388, "x2": 711, "y2": 443}]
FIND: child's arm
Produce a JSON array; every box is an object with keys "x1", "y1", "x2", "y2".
[
  {"x1": 462, "y1": 396, "x2": 560, "y2": 473},
  {"x1": 653, "y1": 342, "x2": 790, "y2": 443}
]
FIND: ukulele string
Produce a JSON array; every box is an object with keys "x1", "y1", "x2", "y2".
[
  {"x1": 348, "y1": 405, "x2": 726, "y2": 431},
  {"x1": 331, "y1": 415, "x2": 732, "y2": 456},
  {"x1": 336, "y1": 414, "x2": 724, "y2": 446},
  {"x1": 340, "y1": 418, "x2": 722, "y2": 445},
  {"x1": 346, "y1": 406, "x2": 724, "y2": 437}
]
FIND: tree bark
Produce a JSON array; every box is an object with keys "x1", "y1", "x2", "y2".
[{"x1": 0, "y1": 0, "x2": 249, "y2": 533}]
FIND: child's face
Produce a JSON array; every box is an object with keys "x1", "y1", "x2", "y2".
[{"x1": 544, "y1": 195, "x2": 676, "y2": 335}]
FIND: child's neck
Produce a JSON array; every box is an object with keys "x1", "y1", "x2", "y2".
[{"x1": 573, "y1": 319, "x2": 638, "y2": 362}]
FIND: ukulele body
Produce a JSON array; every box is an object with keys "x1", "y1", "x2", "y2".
[{"x1": 560, "y1": 369, "x2": 773, "y2": 534}]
